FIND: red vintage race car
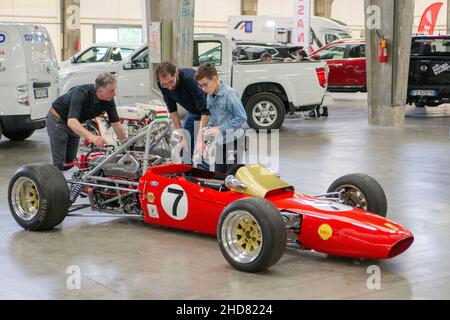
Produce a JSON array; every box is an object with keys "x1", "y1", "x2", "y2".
[{"x1": 8, "y1": 121, "x2": 414, "y2": 272}]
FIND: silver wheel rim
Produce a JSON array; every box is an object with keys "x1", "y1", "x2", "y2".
[
  {"x1": 221, "y1": 210, "x2": 263, "y2": 264},
  {"x1": 336, "y1": 184, "x2": 368, "y2": 210},
  {"x1": 252, "y1": 101, "x2": 278, "y2": 127},
  {"x1": 11, "y1": 177, "x2": 40, "y2": 221}
]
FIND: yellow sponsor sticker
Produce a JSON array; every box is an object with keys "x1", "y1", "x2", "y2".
[
  {"x1": 384, "y1": 222, "x2": 399, "y2": 232},
  {"x1": 318, "y1": 224, "x2": 333, "y2": 240},
  {"x1": 147, "y1": 192, "x2": 155, "y2": 203}
]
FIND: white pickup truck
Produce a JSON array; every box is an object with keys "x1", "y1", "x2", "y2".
[{"x1": 60, "y1": 33, "x2": 332, "y2": 130}]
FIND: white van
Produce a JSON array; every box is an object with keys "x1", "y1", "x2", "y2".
[
  {"x1": 228, "y1": 15, "x2": 353, "y2": 52},
  {"x1": 0, "y1": 23, "x2": 58, "y2": 141}
]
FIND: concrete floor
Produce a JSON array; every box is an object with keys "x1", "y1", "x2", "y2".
[{"x1": 0, "y1": 93, "x2": 449, "y2": 299}]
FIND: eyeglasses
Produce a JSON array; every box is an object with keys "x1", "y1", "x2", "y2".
[{"x1": 197, "y1": 79, "x2": 211, "y2": 89}]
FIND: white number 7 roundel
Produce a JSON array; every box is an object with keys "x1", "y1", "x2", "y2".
[{"x1": 161, "y1": 184, "x2": 188, "y2": 220}]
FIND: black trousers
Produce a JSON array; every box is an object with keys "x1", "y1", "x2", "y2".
[
  {"x1": 214, "y1": 137, "x2": 245, "y2": 174},
  {"x1": 46, "y1": 111, "x2": 80, "y2": 171}
]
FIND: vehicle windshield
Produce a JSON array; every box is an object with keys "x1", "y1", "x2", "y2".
[
  {"x1": 193, "y1": 41, "x2": 222, "y2": 66},
  {"x1": 411, "y1": 38, "x2": 450, "y2": 56}
]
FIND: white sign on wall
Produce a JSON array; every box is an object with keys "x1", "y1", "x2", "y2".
[
  {"x1": 149, "y1": 22, "x2": 161, "y2": 63},
  {"x1": 292, "y1": 0, "x2": 311, "y2": 52}
]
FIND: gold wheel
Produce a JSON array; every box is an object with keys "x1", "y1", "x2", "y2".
[
  {"x1": 11, "y1": 177, "x2": 40, "y2": 221},
  {"x1": 221, "y1": 210, "x2": 263, "y2": 264},
  {"x1": 236, "y1": 217, "x2": 262, "y2": 254}
]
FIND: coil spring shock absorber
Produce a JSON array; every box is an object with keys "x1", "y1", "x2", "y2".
[{"x1": 69, "y1": 183, "x2": 83, "y2": 203}]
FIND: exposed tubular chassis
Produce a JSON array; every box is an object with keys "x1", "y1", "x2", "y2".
[{"x1": 67, "y1": 119, "x2": 172, "y2": 217}]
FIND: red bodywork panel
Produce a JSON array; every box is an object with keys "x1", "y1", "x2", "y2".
[
  {"x1": 138, "y1": 163, "x2": 413, "y2": 260},
  {"x1": 139, "y1": 164, "x2": 248, "y2": 235},
  {"x1": 269, "y1": 193, "x2": 413, "y2": 259}
]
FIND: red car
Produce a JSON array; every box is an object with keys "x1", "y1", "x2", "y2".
[
  {"x1": 310, "y1": 39, "x2": 367, "y2": 92},
  {"x1": 8, "y1": 121, "x2": 414, "y2": 273}
]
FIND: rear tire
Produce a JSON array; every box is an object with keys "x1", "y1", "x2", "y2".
[
  {"x1": 245, "y1": 93, "x2": 286, "y2": 131},
  {"x1": 8, "y1": 164, "x2": 70, "y2": 231},
  {"x1": 3, "y1": 130, "x2": 35, "y2": 141},
  {"x1": 327, "y1": 173, "x2": 387, "y2": 217},
  {"x1": 218, "y1": 198, "x2": 287, "y2": 272}
]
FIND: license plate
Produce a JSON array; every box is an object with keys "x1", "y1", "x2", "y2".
[
  {"x1": 410, "y1": 90, "x2": 436, "y2": 97},
  {"x1": 34, "y1": 88, "x2": 48, "y2": 99}
]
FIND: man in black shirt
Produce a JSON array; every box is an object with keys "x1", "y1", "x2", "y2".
[
  {"x1": 47, "y1": 72, "x2": 126, "y2": 170},
  {"x1": 156, "y1": 62, "x2": 209, "y2": 162}
]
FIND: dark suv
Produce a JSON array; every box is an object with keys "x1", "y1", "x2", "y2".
[{"x1": 408, "y1": 35, "x2": 450, "y2": 108}]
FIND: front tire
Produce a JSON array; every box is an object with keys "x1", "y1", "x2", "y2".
[
  {"x1": 327, "y1": 173, "x2": 387, "y2": 217},
  {"x1": 245, "y1": 93, "x2": 286, "y2": 131},
  {"x1": 8, "y1": 164, "x2": 70, "y2": 231},
  {"x1": 218, "y1": 198, "x2": 287, "y2": 272},
  {"x1": 3, "y1": 130, "x2": 35, "y2": 141}
]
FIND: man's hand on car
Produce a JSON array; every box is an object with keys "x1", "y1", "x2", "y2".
[{"x1": 91, "y1": 135, "x2": 106, "y2": 149}]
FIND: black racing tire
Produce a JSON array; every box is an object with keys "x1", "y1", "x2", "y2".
[
  {"x1": 218, "y1": 198, "x2": 287, "y2": 272},
  {"x1": 8, "y1": 164, "x2": 70, "y2": 231},
  {"x1": 245, "y1": 92, "x2": 286, "y2": 131},
  {"x1": 0, "y1": 121, "x2": 3, "y2": 140},
  {"x1": 3, "y1": 130, "x2": 35, "y2": 141},
  {"x1": 327, "y1": 173, "x2": 387, "y2": 217},
  {"x1": 414, "y1": 103, "x2": 426, "y2": 108}
]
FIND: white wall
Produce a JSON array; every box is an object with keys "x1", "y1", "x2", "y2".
[
  {"x1": 1, "y1": 0, "x2": 59, "y2": 17},
  {"x1": 330, "y1": 0, "x2": 365, "y2": 37},
  {"x1": 194, "y1": 0, "x2": 241, "y2": 33},
  {"x1": 257, "y1": 0, "x2": 297, "y2": 16},
  {"x1": 80, "y1": 0, "x2": 142, "y2": 50},
  {"x1": 81, "y1": 0, "x2": 142, "y2": 21}
]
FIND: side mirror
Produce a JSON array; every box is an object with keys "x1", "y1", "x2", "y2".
[
  {"x1": 70, "y1": 56, "x2": 76, "y2": 63},
  {"x1": 123, "y1": 61, "x2": 132, "y2": 70},
  {"x1": 311, "y1": 54, "x2": 320, "y2": 60}
]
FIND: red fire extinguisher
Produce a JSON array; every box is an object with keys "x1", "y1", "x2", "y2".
[{"x1": 379, "y1": 38, "x2": 388, "y2": 63}]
